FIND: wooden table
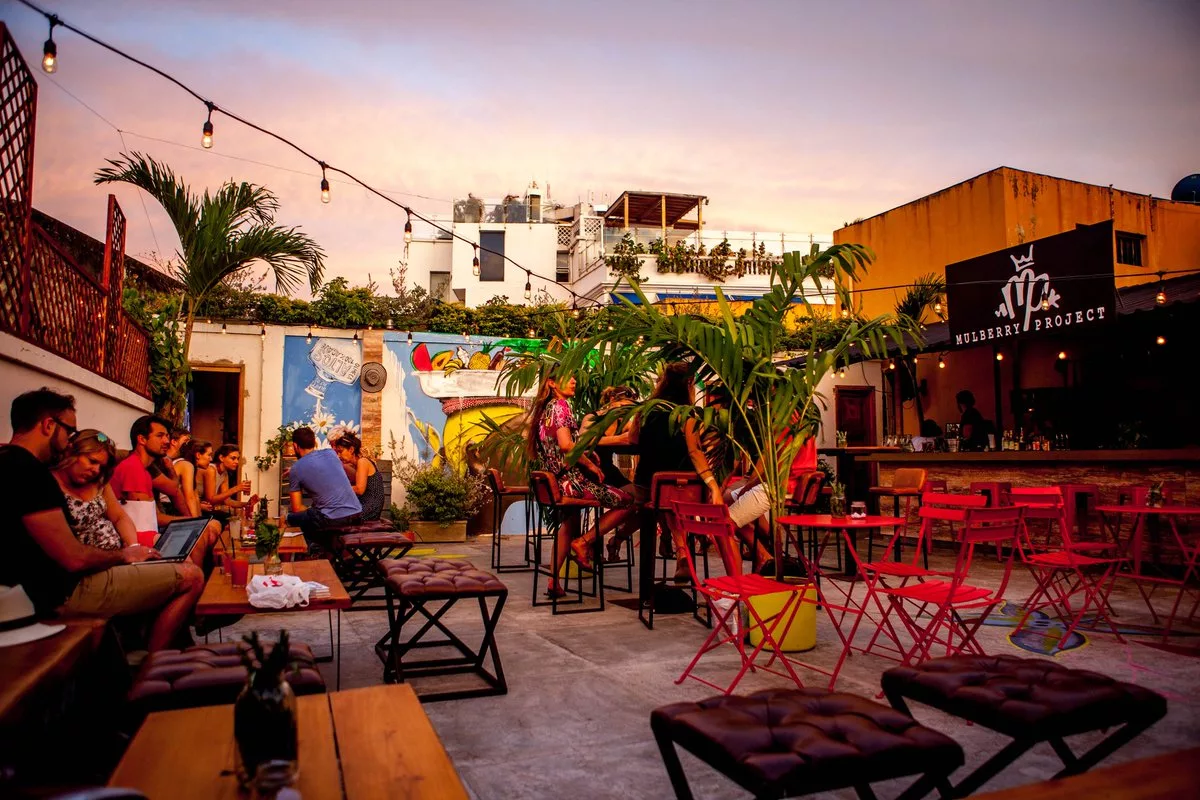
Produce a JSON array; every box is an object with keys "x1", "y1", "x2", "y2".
[
  {"x1": 198, "y1": 560, "x2": 351, "y2": 687},
  {"x1": 109, "y1": 684, "x2": 468, "y2": 799},
  {"x1": 0, "y1": 617, "x2": 107, "y2": 731},
  {"x1": 972, "y1": 746, "x2": 1199, "y2": 799}
]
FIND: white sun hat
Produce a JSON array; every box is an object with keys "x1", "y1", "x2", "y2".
[{"x1": 0, "y1": 585, "x2": 66, "y2": 648}]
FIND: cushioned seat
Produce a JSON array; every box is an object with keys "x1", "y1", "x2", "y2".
[
  {"x1": 127, "y1": 641, "x2": 325, "y2": 726},
  {"x1": 651, "y1": 688, "x2": 963, "y2": 799},
  {"x1": 882, "y1": 654, "x2": 1167, "y2": 796},
  {"x1": 375, "y1": 558, "x2": 508, "y2": 701},
  {"x1": 330, "y1": 527, "x2": 414, "y2": 609}
]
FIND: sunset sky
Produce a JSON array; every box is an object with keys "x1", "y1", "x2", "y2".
[{"x1": 5, "y1": 0, "x2": 1198, "y2": 292}]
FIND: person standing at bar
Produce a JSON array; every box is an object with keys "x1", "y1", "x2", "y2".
[{"x1": 956, "y1": 390, "x2": 989, "y2": 451}]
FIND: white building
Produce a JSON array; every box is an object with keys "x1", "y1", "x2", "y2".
[{"x1": 402, "y1": 184, "x2": 835, "y2": 309}]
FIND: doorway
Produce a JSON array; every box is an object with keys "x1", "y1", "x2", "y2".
[
  {"x1": 189, "y1": 367, "x2": 243, "y2": 448},
  {"x1": 834, "y1": 386, "x2": 876, "y2": 446}
]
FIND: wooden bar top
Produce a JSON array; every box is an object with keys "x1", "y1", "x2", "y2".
[
  {"x1": 330, "y1": 684, "x2": 469, "y2": 800},
  {"x1": 972, "y1": 746, "x2": 1199, "y2": 799},
  {"x1": 109, "y1": 694, "x2": 341, "y2": 799},
  {"x1": 861, "y1": 448, "x2": 1200, "y2": 464},
  {"x1": 0, "y1": 617, "x2": 107, "y2": 729},
  {"x1": 196, "y1": 559, "x2": 350, "y2": 616}
]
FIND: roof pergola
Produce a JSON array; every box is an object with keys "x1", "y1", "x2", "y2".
[{"x1": 602, "y1": 191, "x2": 707, "y2": 231}]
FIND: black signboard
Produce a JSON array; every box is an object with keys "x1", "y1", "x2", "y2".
[{"x1": 945, "y1": 220, "x2": 1115, "y2": 348}]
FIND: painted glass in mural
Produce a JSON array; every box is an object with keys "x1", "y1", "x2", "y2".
[{"x1": 282, "y1": 336, "x2": 363, "y2": 446}]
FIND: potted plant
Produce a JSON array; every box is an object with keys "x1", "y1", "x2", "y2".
[
  {"x1": 234, "y1": 630, "x2": 298, "y2": 788},
  {"x1": 400, "y1": 463, "x2": 486, "y2": 543},
  {"x1": 255, "y1": 423, "x2": 300, "y2": 472},
  {"x1": 829, "y1": 480, "x2": 847, "y2": 518},
  {"x1": 1146, "y1": 481, "x2": 1165, "y2": 508}
]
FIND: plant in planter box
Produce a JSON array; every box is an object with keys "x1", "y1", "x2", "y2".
[{"x1": 398, "y1": 461, "x2": 487, "y2": 542}]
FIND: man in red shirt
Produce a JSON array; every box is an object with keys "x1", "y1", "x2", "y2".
[{"x1": 112, "y1": 415, "x2": 221, "y2": 570}]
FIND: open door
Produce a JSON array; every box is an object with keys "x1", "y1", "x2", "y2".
[
  {"x1": 189, "y1": 366, "x2": 244, "y2": 447},
  {"x1": 834, "y1": 386, "x2": 876, "y2": 446}
]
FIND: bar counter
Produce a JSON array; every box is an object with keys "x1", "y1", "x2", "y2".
[{"x1": 860, "y1": 449, "x2": 1200, "y2": 501}]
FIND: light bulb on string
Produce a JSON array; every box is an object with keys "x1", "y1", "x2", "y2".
[
  {"x1": 305, "y1": 326, "x2": 312, "y2": 344},
  {"x1": 838, "y1": 366, "x2": 846, "y2": 378},
  {"x1": 403, "y1": 211, "x2": 413, "y2": 244},
  {"x1": 995, "y1": 352, "x2": 1004, "y2": 361},
  {"x1": 938, "y1": 355, "x2": 946, "y2": 369},
  {"x1": 1156, "y1": 335, "x2": 1166, "y2": 346},
  {"x1": 840, "y1": 307, "x2": 849, "y2": 319},
  {"x1": 1156, "y1": 288, "x2": 1166, "y2": 305},
  {"x1": 259, "y1": 324, "x2": 266, "y2": 338},
  {"x1": 201, "y1": 102, "x2": 214, "y2": 149},
  {"x1": 42, "y1": 17, "x2": 59, "y2": 74},
  {"x1": 352, "y1": 330, "x2": 359, "y2": 342},
  {"x1": 933, "y1": 300, "x2": 942, "y2": 314},
  {"x1": 472, "y1": 244, "x2": 480, "y2": 276},
  {"x1": 1058, "y1": 351, "x2": 1067, "y2": 360},
  {"x1": 523, "y1": 272, "x2": 532, "y2": 301},
  {"x1": 888, "y1": 359, "x2": 896, "y2": 370},
  {"x1": 319, "y1": 163, "x2": 330, "y2": 204},
  {"x1": 406, "y1": 330, "x2": 413, "y2": 344},
  {"x1": 221, "y1": 322, "x2": 227, "y2": 334},
  {"x1": 1040, "y1": 297, "x2": 1049, "y2": 311},
  {"x1": 527, "y1": 327, "x2": 535, "y2": 338}
]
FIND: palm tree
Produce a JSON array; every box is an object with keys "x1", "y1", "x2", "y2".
[
  {"x1": 96, "y1": 152, "x2": 325, "y2": 419},
  {"x1": 534, "y1": 245, "x2": 915, "y2": 579},
  {"x1": 892, "y1": 273, "x2": 946, "y2": 431}
]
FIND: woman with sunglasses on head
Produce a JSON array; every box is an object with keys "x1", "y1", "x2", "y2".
[{"x1": 52, "y1": 429, "x2": 138, "y2": 550}]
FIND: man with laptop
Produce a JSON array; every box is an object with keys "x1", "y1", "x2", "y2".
[
  {"x1": 111, "y1": 414, "x2": 222, "y2": 573},
  {"x1": 0, "y1": 389, "x2": 204, "y2": 651}
]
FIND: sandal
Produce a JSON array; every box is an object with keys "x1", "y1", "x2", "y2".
[{"x1": 571, "y1": 538, "x2": 595, "y2": 571}]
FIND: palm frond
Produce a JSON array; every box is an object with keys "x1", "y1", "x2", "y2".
[{"x1": 894, "y1": 273, "x2": 946, "y2": 326}]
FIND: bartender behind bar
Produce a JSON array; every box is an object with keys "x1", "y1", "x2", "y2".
[{"x1": 956, "y1": 390, "x2": 993, "y2": 451}]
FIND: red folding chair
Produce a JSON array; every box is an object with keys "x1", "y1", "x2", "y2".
[
  {"x1": 843, "y1": 492, "x2": 987, "y2": 661},
  {"x1": 670, "y1": 501, "x2": 808, "y2": 694},
  {"x1": 874, "y1": 506, "x2": 1024, "y2": 665},
  {"x1": 1015, "y1": 504, "x2": 1125, "y2": 648},
  {"x1": 1010, "y1": 486, "x2": 1115, "y2": 554}
]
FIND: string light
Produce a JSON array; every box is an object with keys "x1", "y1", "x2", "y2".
[
  {"x1": 933, "y1": 300, "x2": 942, "y2": 314},
  {"x1": 527, "y1": 327, "x2": 535, "y2": 338},
  {"x1": 1040, "y1": 297, "x2": 1049, "y2": 311},
  {"x1": 201, "y1": 102, "x2": 214, "y2": 149},
  {"x1": 995, "y1": 352, "x2": 1004, "y2": 361},
  {"x1": 1057, "y1": 350, "x2": 1067, "y2": 360},
  {"x1": 937, "y1": 355, "x2": 945, "y2": 369},
  {"x1": 220, "y1": 322, "x2": 227, "y2": 334},
  {"x1": 41, "y1": 15, "x2": 58, "y2": 74},
  {"x1": 352, "y1": 330, "x2": 359, "y2": 341},
  {"x1": 406, "y1": 330, "x2": 413, "y2": 344},
  {"x1": 1156, "y1": 335, "x2": 1166, "y2": 346},
  {"x1": 838, "y1": 366, "x2": 846, "y2": 378},
  {"x1": 259, "y1": 324, "x2": 266, "y2": 338},
  {"x1": 472, "y1": 244, "x2": 480, "y2": 277},
  {"x1": 305, "y1": 326, "x2": 312, "y2": 344},
  {"x1": 523, "y1": 271, "x2": 533, "y2": 301},
  {"x1": 403, "y1": 211, "x2": 413, "y2": 244},
  {"x1": 319, "y1": 162, "x2": 330, "y2": 204},
  {"x1": 840, "y1": 307, "x2": 849, "y2": 319},
  {"x1": 888, "y1": 359, "x2": 896, "y2": 370}
]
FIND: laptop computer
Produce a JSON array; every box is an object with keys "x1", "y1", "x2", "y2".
[{"x1": 141, "y1": 516, "x2": 211, "y2": 563}]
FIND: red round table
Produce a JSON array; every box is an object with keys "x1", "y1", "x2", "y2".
[{"x1": 778, "y1": 514, "x2": 906, "y2": 578}]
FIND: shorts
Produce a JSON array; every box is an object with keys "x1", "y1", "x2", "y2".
[
  {"x1": 58, "y1": 561, "x2": 184, "y2": 617},
  {"x1": 728, "y1": 484, "x2": 770, "y2": 528}
]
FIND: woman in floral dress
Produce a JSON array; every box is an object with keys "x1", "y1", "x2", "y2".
[{"x1": 527, "y1": 374, "x2": 633, "y2": 596}]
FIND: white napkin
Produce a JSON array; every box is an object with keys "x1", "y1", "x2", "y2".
[{"x1": 245, "y1": 574, "x2": 311, "y2": 609}]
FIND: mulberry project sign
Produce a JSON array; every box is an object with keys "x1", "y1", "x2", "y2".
[{"x1": 945, "y1": 221, "x2": 1115, "y2": 347}]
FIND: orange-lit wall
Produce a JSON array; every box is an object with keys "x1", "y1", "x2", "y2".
[{"x1": 835, "y1": 167, "x2": 1200, "y2": 319}]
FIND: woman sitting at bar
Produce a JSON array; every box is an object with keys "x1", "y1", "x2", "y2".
[
  {"x1": 174, "y1": 438, "x2": 212, "y2": 517},
  {"x1": 208, "y1": 444, "x2": 251, "y2": 512},
  {"x1": 528, "y1": 372, "x2": 634, "y2": 597}
]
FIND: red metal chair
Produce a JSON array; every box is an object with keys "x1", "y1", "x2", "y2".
[
  {"x1": 640, "y1": 472, "x2": 707, "y2": 629},
  {"x1": 1010, "y1": 486, "x2": 1116, "y2": 554},
  {"x1": 874, "y1": 506, "x2": 1024, "y2": 665},
  {"x1": 670, "y1": 500, "x2": 809, "y2": 694},
  {"x1": 843, "y1": 492, "x2": 987, "y2": 661},
  {"x1": 1015, "y1": 505, "x2": 1126, "y2": 648}
]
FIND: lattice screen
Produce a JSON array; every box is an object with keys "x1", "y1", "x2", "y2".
[{"x1": 0, "y1": 24, "x2": 37, "y2": 335}]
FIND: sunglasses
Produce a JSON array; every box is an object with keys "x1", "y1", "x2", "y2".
[
  {"x1": 52, "y1": 417, "x2": 79, "y2": 439},
  {"x1": 58, "y1": 422, "x2": 110, "y2": 445}
]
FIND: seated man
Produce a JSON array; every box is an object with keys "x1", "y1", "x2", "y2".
[
  {"x1": 147, "y1": 425, "x2": 191, "y2": 515},
  {"x1": 284, "y1": 426, "x2": 362, "y2": 546},
  {"x1": 110, "y1": 414, "x2": 222, "y2": 571},
  {"x1": 0, "y1": 389, "x2": 203, "y2": 651}
]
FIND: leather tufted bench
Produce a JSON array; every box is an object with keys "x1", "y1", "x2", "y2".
[
  {"x1": 373, "y1": 557, "x2": 508, "y2": 701},
  {"x1": 882, "y1": 654, "x2": 1167, "y2": 796},
  {"x1": 328, "y1": 523, "x2": 415, "y2": 610},
  {"x1": 126, "y1": 641, "x2": 326, "y2": 728},
  {"x1": 651, "y1": 688, "x2": 963, "y2": 800}
]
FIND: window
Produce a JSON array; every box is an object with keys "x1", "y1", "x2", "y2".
[
  {"x1": 1116, "y1": 232, "x2": 1143, "y2": 267},
  {"x1": 556, "y1": 252, "x2": 570, "y2": 283},
  {"x1": 479, "y1": 231, "x2": 505, "y2": 281},
  {"x1": 429, "y1": 272, "x2": 450, "y2": 297}
]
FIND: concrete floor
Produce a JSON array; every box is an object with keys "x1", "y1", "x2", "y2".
[{"x1": 217, "y1": 537, "x2": 1200, "y2": 799}]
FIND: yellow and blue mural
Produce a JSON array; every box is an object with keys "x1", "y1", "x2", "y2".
[{"x1": 282, "y1": 335, "x2": 363, "y2": 446}]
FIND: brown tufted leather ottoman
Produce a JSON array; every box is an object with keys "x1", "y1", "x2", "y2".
[
  {"x1": 882, "y1": 654, "x2": 1168, "y2": 796},
  {"x1": 374, "y1": 557, "x2": 508, "y2": 701},
  {"x1": 329, "y1": 523, "x2": 415, "y2": 610},
  {"x1": 651, "y1": 688, "x2": 963, "y2": 800},
  {"x1": 126, "y1": 641, "x2": 325, "y2": 728}
]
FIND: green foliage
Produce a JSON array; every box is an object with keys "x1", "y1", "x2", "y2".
[
  {"x1": 387, "y1": 502, "x2": 410, "y2": 528},
  {"x1": 400, "y1": 463, "x2": 487, "y2": 525},
  {"x1": 603, "y1": 233, "x2": 647, "y2": 281},
  {"x1": 255, "y1": 423, "x2": 300, "y2": 471},
  {"x1": 254, "y1": 519, "x2": 282, "y2": 559},
  {"x1": 122, "y1": 285, "x2": 188, "y2": 416}
]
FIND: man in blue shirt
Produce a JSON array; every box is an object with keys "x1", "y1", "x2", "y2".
[{"x1": 285, "y1": 427, "x2": 362, "y2": 540}]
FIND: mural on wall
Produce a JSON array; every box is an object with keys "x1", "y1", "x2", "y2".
[
  {"x1": 384, "y1": 333, "x2": 540, "y2": 474},
  {"x1": 282, "y1": 335, "x2": 363, "y2": 446}
]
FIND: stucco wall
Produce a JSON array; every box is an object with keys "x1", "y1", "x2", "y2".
[{"x1": 0, "y1": 331, "x2": 154, "y2": 442}]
